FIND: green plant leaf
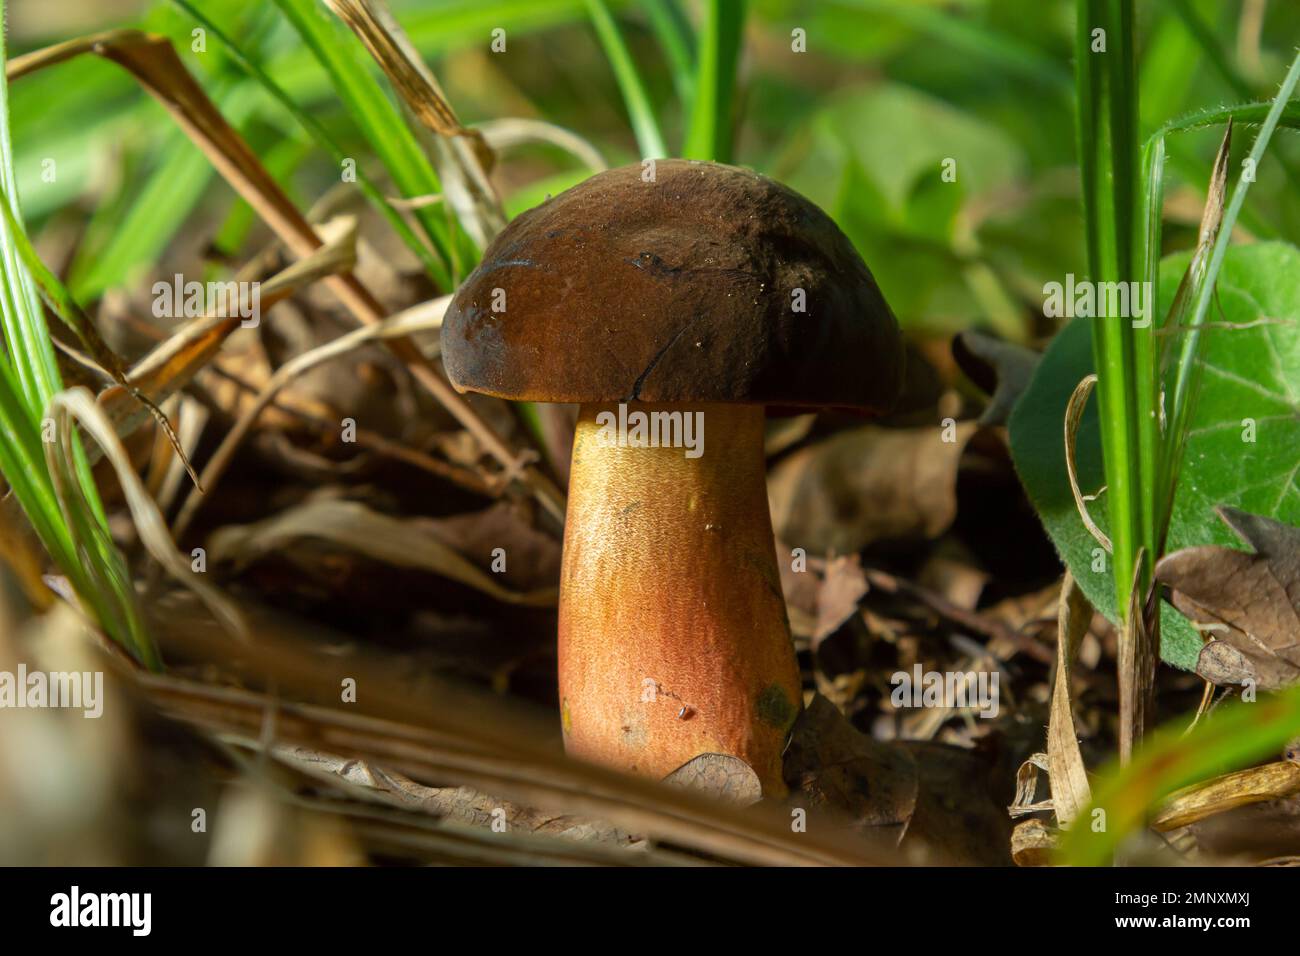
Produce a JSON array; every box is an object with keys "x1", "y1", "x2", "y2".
[
  {"x1": 168, "y1": 0, "x2": 445, "y2": 282},
  {"x1": 790, "y1": 84, "x2": 1024, "y2": 220},
  {"x1": 778, "y1": 83, "x2": 1025, "y2": 334},
  {"x1": 1009, "y1": 242, "x2": 1300, "y2": 670}
]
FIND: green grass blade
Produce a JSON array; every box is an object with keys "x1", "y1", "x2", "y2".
[
  {"x1": 69, "y1": 3, "x2": 279, "y2": 299},
  {"x1": 0, "y1": 179, "x2": 160, "y2": 667},
  {"x1": 644, "y1": 0, "x2": 695, "y2": 107},
  {"x1": 0, "y1": 2, "x2": 159, "y2": 668},
  {"x1": 840, "y1": 0, "x2": 1072, "y2": 91},
  {"x1": 0, "y1": 383, "x2": 77, "y2": 567},
  {"x1": 272, "y1": 0, "x2": 457, "y2": 282},
  {"x1": 1167, "y1": 0, "x2": 1300, "y2": 199},
  {"x1": 1136, "y1": 132, "x2": 1165, "y2": 549},
  {"x1": 1074, "y1": 0, "x2": 1148, "y2": 617},
  {"x1": 1167, "y1": 0, "x2": 1252, "y2": 99},
  {"x1": 0, "y1": 8, "x2": 60, "y2": 419},
  {"x1": 584, "y1": 0, "x2": 668, "y2": 158},
  {"x1": 682, "y1": 0, "x2": 744, "y2": 163},
  {"x1": 170, "y1": 0, "x2": 447, "y2": 285},
  {"x1": 213, "y1": 132, "x2": 311, "y2": 256}
]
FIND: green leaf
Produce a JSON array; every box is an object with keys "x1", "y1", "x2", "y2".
[
  {"x1": 791, "y1": 84, "x2": 1024, "y2": 219},
  {"x1": 1009, "y1": 242, "x2": 1300, "y2": 670},
  {"x1": 779, "y1": 83, "x2": 1025, "y2": 334}
]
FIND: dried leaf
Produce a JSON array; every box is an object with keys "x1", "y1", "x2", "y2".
[
  {"x1": 206, "y1": 497, "x2": 558, "y2": 607},
  {"x1": 1047, "y1": 572, "x2": 1093, "y2": 826},
  {"x1": 419, "y1": 502, "x2": 561, "y2": 593},
  {"x1": 1195, "y1": 639, "x2": 1256, "y2": 687},
  {"x1": 1153, "y1": 760, "x2": 1300, "y2": 831},
  {"x1": 663, "y1": 754, "x2": 763, "y2": 806},
  {"x1": 1118, "y1": 547, "x2": 1159, "y2": 763},
  {"x1": 1156, "y1": 506, "x2": 1300, "y2": 690},
  {"x1": 142, "y1": 672, "x2": 885, "y2": 866},
  {"x1": 814, "y1": 554, "x2": 868, "y2": 643},
  {"x1": 45, "y1": 388, "x2": 247, "y2": 640},
  {"x1": 275, "y1": 746, "x2": 631, "y2": 843},
  {"x1": 1064, "y1": 373, "x2": 1110, "y2": 552},
  {"x1": 473, "y1": 117, "x2": 607, "y2": 173},
  {"x1": 1008, "y1": 752, "x2": 1052, "y2": 817},
  {"x1": 171, "y1": 295, "x2": 449, "y2": 540},
  {"x1": 9, "y1": 29, "x2": 564, "y2": 523},
  {"x1": 783, "y1": 694, "x2": 919, "y2": 844},
  {"x1": 768, "y1": 422, "x2": 979, "y2": 555},
  {"x1": 1010, "y1": 818, "x2": 1058, "y2": 866},
  {"x1": 322, "y1": 0, "x2": 506, "y2": 247},
  {"x1": 98, "y1": 221, "x2": 358, "y2": 443}
]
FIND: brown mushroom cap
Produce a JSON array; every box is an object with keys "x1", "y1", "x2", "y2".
[{"x1": 442, "y1": 159, "x2": 904, "y2": 410}]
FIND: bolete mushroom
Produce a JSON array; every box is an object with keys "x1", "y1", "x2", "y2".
[{"x1": 442, "y1": 159, "x2": 903, "y2": 795}]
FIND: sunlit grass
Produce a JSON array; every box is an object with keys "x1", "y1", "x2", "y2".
[{"x1": 0, "y1": 0, "x2": 158, "y2": 667}]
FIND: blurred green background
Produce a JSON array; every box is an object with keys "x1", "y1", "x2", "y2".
[{"x1": 10, "y1": 0, "x2": 1300, "y2": 341}]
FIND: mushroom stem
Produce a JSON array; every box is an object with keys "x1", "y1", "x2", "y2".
[{"x1": 558, "y1": 402, "x2": 802, "y2": 794}]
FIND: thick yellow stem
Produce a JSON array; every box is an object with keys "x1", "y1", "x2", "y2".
[{"x1": 557, "y1": 402, "x2": 801, "y2": 794}]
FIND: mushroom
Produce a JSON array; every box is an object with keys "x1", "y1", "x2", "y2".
[{"x1": 442, "y1": 160, "x2": 903, "y2": 795}]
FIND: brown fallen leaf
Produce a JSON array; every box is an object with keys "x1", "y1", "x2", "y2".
[
  {"x1": 813, "y1": 554, "x2": 869, "y2": 644},
  {"x1": 663, "y1": 754, "x2": 763, "y2": 806},
  {"x1": 783, "y1": 694, "x2": 919, "y2": 847},
  {"x1": 420, "y1": 501, "x2": 561, "y2": 593},
  {"x1": 775, "y1": 537, "x2": 822, "y2": 640},
  {"x1": 902, "y1": 739, "x2": 1014, "y2": 864},
  {"x1": 98, "y1": 225, "x2": 357, "y2": 445},
  {"x1": 1156, "y1": 506, "x2": 1300, "y2": 690},
  {"x1": 205, "y1": 496, "x2": 558, "y2": 606},
  {"x1": 767, "y1": 421, "x2": 980, "y2": 555},
  {"x1": 275, "y1": 746, "x2": 633, "y2": 844},
  {"x1": 8, "y1": 29, "x2": 564, "y2": 524},
  {"x1": 1195, "y1": 639, "x2": 1256, "y2": 687}
]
